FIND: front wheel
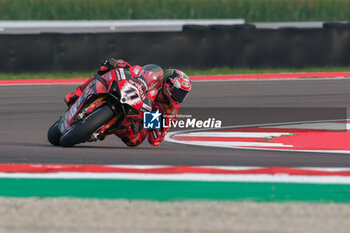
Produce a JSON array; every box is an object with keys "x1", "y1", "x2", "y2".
[
  {"x1": 47, "y1": 119, "x2": 62, "y2": 146},
  {"x1": 60, "y1": 105, "x2": 114, "y2": 147}
]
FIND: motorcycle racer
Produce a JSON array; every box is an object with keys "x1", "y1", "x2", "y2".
[
  {"x1": 117, "y1": 68, "x2": 191, "y2": 147},
  {"x1": 64, "y1": 58, "x2": 192, "y2": 147},
  {"x1": 65, "y1": 58, "x2": 161, "y2": 107}
]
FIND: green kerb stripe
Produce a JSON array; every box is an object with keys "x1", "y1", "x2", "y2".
[{"x1": 1, "y1": 179, "x2": 350, "y2": 202}]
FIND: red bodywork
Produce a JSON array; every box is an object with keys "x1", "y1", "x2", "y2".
[{"x1": 61, "y1": 67, "x2": 156, "y2": 136}]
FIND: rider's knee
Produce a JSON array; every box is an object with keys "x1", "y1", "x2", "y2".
[{"x1": 121, "y1": 137, "x2": 140, "y2": 147}]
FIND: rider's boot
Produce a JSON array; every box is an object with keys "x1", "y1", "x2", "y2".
[
  {"x1": 64, "y1": 88, "x2": 82, "y2": 107},
  {"x1": 64, "y1": 77, "x2": 94, "y2": 107}
]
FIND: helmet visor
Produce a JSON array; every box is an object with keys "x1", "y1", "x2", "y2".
[{"x1": 170, "y1": 87, "x2": 188, "y2": 103}]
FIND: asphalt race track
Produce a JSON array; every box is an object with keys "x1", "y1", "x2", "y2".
[{"x1": 1, "y1": 79, "x2": 350, "y2": 167}]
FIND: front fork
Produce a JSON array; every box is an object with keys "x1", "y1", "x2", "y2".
[
  {"x1": 91, "y1": 112, "x2": 124, "y2": 140},
  {"x1": 74, "y1": 96, "x2": 107, "y2": 122},
  {"x1": 83, "y1": 96, "x2": 125, "y2": 141}
]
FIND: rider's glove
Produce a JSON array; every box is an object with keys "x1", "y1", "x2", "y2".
[
  {"x1": 103, "y1": 58, "x2": 130, "y2": 69},
  {"x1": 148, "y1": 129, "x2": 165, "y2": 146},
  {"x1": 97, "y1": 58, "x2": 131, "y2": 75},
  {"x1": 102, "y1": 58, "x2": 119, "y2": 69}
]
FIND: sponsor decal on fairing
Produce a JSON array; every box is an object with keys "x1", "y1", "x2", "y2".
[
  {"x1": 119, "y1": 68, "x2": 126, "y2": 80},
  {"x1": 115, "y1": 70, "x2": 121, "y2": 81}
]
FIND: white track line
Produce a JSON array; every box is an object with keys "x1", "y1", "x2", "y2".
[
  {"x1": 164, "y1": 139, "x2": 292, "y2": 148},
  {"x1": 175, "y1": 132, "x2": 291, "y2": 138},
  {"x1": 269, "y1": 122, "x2": 348, "y2": 130},
  {"x1": 165, "y1": 119, "x2": 350, "y2": 154},
  {"x1": 1, "y1": 172, "x2": 350, "y2": 184}
]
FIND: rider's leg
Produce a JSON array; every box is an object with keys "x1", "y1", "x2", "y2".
[
  {"x1": 115, "y1": 118, "x2": 147, "y2": 147},
  {"x1": 64, "y1": 77, "x2": 94, "y2": 106}
]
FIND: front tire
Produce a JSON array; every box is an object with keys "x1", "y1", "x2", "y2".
[
  {"x1": 47, "y1": 119, "x2": 62, "y2": 146},
  {"x1": 60, "y1": 105, "x2": 114, "y2": 147}
]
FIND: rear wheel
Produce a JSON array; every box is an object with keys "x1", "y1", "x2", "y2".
[
  {"x1": 47, "y1": 119, "x2": 62, "y2": 146},
  {"x1": 60, "y1": 105, "x2": 114, "y2": 147}
]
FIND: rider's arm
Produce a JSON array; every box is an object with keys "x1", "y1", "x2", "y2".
[
  {"x1": 147, "y1": 103, "x2": 179, "y2": 146},
  {"x1": 97, "y1": 58, "x2": 131, "y2": 75}
]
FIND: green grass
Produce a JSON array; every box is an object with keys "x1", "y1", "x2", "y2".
[
  {"x1": 1, "y1": 178, "x2": 350, "y2": 202},
  {"x1": 0, "y1": 72, "x2": 95, "y2": 80},
  {"x1": 1, "y1": 67, "x2": 350, "y2": 80},
  {"x1": 1, "y1": 0, "x2": 350, "y2": 22}
]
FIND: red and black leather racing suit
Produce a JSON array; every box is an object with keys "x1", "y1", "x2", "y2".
[{"x1": 117, "y1": 97, "x2": 179, "y2": 147}]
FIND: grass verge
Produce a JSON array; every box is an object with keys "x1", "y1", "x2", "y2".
[
  {"x1": 1, "y1": 178, "x2": 350, "y2": 202},
  {"x1": 1, "y1": 0, "x2": 350, "y2": 22}
]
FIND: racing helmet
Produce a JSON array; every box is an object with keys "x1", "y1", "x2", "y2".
[
  {"x1": 142, "y1": 64, "x2": 164, "y2": 90},
  {"x1": 162, "y1": 69, "x2": 192, "y2": 104}
]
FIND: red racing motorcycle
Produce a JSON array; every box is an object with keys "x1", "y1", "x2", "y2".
[{"x1": 47, "y1": 67, "x2": 154, "y2": 147}]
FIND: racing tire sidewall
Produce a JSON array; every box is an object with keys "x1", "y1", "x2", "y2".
[
  {"x1": 47, "y1": 120, "x2": 62, "y2": 146},
  {"x1": 59, "y1": 105, "x2": 114, "y2": 147}
]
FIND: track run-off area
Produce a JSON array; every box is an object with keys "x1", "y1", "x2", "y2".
[{"x1": 1, "y1": 72, "x2": 350, "y2": 201}]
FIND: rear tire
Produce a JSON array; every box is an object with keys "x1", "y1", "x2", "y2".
[
  {"x1": 47, "y1": 120, "x2": 62, "y2": 146},
  {"x1": 60, "y1": 105, "x2": 114, "y2": 147}
]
